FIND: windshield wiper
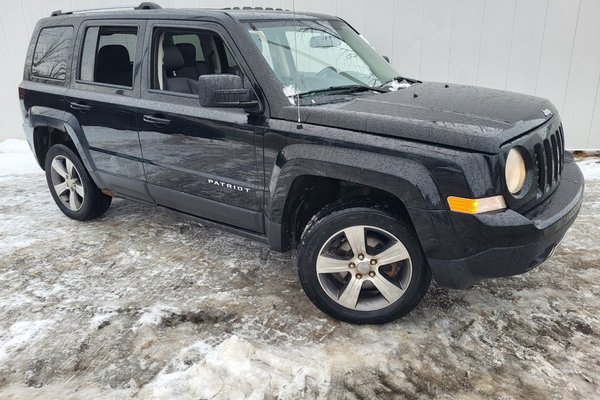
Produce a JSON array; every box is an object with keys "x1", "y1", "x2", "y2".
[
  {"x1": 298, "y1": 84, "x2": 388, "y2": 98},
  {"x1": 379, "y1": 76, "x2": 420, "y2": 88}
]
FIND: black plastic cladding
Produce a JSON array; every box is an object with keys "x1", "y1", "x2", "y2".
[{"x1": 19, "y1": 8, "x2": 584, "y2": 290}]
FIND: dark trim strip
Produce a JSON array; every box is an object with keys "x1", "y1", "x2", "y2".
[{"x1": 148, "y1": 183, "x2": 264, "y2": 233}]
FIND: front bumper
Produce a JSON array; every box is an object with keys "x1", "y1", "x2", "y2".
[{"x1": 426, "y1": 157, "x2": 584, "y2": 289}]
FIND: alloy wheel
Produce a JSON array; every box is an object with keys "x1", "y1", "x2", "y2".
[
  {"x1": 50, "y1": 155, "x2": 85, "y2": 212},
  {"x1": 316, "y1": 225, "x2": 413, "y2": 311}
]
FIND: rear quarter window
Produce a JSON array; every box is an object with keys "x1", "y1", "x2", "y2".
[{"x1": 31, "y1": 26, "x2": 74, "y2": 81}]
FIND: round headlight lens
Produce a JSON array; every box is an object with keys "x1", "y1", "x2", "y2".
[{"x1": 505, "y1": 148, "x2": 527, "y2": 194}]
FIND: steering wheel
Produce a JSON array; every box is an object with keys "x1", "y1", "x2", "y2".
[{"x1": 316, "y1": 66, "x2": 338, "y2": 77}]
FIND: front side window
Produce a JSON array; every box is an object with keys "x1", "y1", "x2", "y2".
[
  {"x1": 246, "y1": 19, "x2": 400, "y2": 100},
  {"x1": 79, "y1": 26, "x2": 138, "y2": 87},
  {"x1": 32, "y1": 26, "x2": 74, "y2": 81},
  {"x1": 152, "y1": 28, "x2": 244, "y2": 95}
]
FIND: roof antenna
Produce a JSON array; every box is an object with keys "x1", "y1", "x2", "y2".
[{"x1": 292, "y1": 0, "x2": 303, "y2": 129}]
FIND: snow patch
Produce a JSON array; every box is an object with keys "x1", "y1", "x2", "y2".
[
  {"x1": 141, "y1": 335, "x2": 330, "y2": 400},
  {"x1": 137, "y1": 305, "x2": 178, "y2": 327},
  {"x1": 0, "y1": 139, "x2": 41, "y2": 176},
  {"x1": 0, "y1": 320, "x2": 54, "y2": 362},
  {"x1": 577, "y1": 158, "x2": 600, "y2": 181}
]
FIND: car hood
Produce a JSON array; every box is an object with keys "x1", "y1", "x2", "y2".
[{"x1": 284, "y1": 82, "x2": 556, "y2": 153}]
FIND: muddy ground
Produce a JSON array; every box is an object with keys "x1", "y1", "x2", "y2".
[{"x1": 0, "y1": 144, "x2": 599, "y2": 399}]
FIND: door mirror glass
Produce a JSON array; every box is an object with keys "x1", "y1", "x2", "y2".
[{"x1": 198, "y1": 74, "x2": 260, "y2": 113}]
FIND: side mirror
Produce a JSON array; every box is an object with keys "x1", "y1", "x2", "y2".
[
  {"x1": 383, "y1": 56, "x2": 390, "y2": 63},
  {"x1": 198, "y1": 74, "x2": 261, "y2": 113}
]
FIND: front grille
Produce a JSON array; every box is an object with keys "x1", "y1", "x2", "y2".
[{"x1": 533, "y1": 125, "x2": 565, "y2": 197}]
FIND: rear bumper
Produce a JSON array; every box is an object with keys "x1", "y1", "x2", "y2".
[{"x1": 427, "y1": 158, "x2": 584, "y2": 289}]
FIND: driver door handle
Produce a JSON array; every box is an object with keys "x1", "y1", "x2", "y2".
[
  {"x1": 70, "y1": 101, "x2": 92, "y2": 112},
  {"x1": 143, "y1": 114, "x2": 171, "y2": 127}
]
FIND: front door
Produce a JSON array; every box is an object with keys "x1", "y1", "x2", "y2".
[
  {"x1": 137, "y1": 22, "x2": 265, "y2": 232},
  {"x1": 66, "y1": 20, "x2": 150, "y2": 202}
]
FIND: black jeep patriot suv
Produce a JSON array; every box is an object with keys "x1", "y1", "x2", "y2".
[{"x1": 19, "y1": 3, "x2": 584, "y2": 323}]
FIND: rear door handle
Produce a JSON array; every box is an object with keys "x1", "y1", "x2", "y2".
[
  {"x1": 70, "y1": 101, "x2": 92, "y2": 112},
  {"x1": 143, "y1": 115, "x2": 171, "y2": 127}
]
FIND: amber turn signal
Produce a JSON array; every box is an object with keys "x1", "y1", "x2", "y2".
[{"x1": 447, "y1": 195, "x2": 507, "y2": 214}]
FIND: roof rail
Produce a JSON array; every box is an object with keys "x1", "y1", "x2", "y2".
[
  {"x1": 222, "y1": 6, "x2": 287, "y2": 11},
  {"x1": 50, "y1": 2, "x2": 161, "y2": 17}
]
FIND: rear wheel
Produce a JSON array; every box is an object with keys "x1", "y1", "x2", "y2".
[
  {"x1": 45, "y1": 144, "x2": 111, "y2": 221},
  {"x1": 298, "y1": 207, "x2": 430, "y2": 324}
]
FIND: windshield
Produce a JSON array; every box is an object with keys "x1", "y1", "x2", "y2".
[{"x1": 245, "y1": 19, "x2": 400, "y2": 100}]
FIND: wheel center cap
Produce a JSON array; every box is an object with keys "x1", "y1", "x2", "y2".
[{"x1": 357, "y1": 261, "x2": 370, "y2": 274}]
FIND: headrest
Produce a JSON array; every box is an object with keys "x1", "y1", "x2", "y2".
[
  {"x1": 96, "y1": 45, "x2": 131, "y2": 72},
  {"x1": 163, "y1": 45, "x2": 184, "y2": 72},
  {"x1": 176, "y1": 43, "x2": 197, "y2": 66}
]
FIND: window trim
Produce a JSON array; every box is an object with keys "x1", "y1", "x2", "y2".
[
  {"x1": 141, "y1": 20, "x2": 267, "y2": 115},
  {"x1": 76, "y1": 25, "x2": 139, "y2": 90},
  {"x1": 30, "y1": 25, "x2": 75, "y2": 84},
  {"x1": 149, "y1": 26, "x2": 233, "y2": 97},
  {"x1": 71, "y1": 20, "x2": 146, "y2": 97}
]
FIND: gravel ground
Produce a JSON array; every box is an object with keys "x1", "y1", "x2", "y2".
[{"x1": 0, "y1": 140, "x2": 599, "y2": 399}]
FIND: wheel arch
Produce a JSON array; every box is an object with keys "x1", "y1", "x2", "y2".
[
  {"x1": 29, "y1": 107, "x2": 102, "y2": 188},
  {"x1": 265, "y1": 144, "x2": 443, "y2": 252}
]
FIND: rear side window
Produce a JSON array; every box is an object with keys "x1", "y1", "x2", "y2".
[
  {"x1": 31, "y1": 26, "x2": 74, "y2": 81},
  {"x1": 79, "y1": 26, "x2": 138, "y2": 87}
]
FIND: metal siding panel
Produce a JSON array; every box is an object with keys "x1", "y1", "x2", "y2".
[
  {"x1": 562, "y1": 0, "x2": 600, "y2": 149},
  {"x1": 363, "y1": 0, "x2": 394, "y2": 62},
  {"x1": 171, "y1": 1, "x2": 201, "y2": 7},
  {"x1": 505, "y1": 0, "x2": 547, "y2": 94},
  {"x1": 1, "y1": 0, "x2": 600, "y2": 149},
  {"x1": 45, "y1": 0, "x2": 73, "y2": 11},
  {"x1": 0, "y1": 0, "x2": 30, "y2": 139},
  {"x1": 22, "y1": 0, "x2": 48, "y2": 37},
  {"x1": 448, "y1": 0, "x2": 485, "y2": 85},
  {"x1": 336, "y1": 0, "x2": 365, "y2": 33},
  {"x1": 420, "y1": 0, "x2": 453, "y2": 82},
  {"x1": 307, "y1": 0, "x2": 336, "y2": 15},
  {"x1": 590, "y1": 79, "x2": 600, "y2": 149},
  {"x1": 0, "y1": 15, "x2": 10, "y2": 137},
  {"x1": 476, "y1": 0, "x2": 517, "y2": 90},
  {"x1": 535, "y1": 0, "x2": 580, "y2": 115},
  {"x1": 391, "y1": 0, "x2": 423, "y2": 77}
]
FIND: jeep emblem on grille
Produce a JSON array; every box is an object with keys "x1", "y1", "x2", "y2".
[{"x1": 542, "y1": 108, "x2": 553, "y2": 117}]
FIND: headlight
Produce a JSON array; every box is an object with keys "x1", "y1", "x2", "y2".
[{"x1": 505, "y1": 148, "x2": 527, "y2": 195}]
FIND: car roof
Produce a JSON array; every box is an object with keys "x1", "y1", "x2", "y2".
[{"x1": 46, "y1": 7, "x2": 334, "y2": 23}]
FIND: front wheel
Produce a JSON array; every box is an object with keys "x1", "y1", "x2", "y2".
[
  {"x1": 45, "y1": 144, "x2": 111, "y2": 221},
  {"x1": 298, "y1": 207, "x2": 431, "y2": 324}
]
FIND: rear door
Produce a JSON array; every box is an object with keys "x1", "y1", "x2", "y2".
[
  {"x1": 137, "y1": 21, "x2": 266, "y2": 232},
  {"x1": 65, "y1": 20, "x2": 150, "y2": 201}
]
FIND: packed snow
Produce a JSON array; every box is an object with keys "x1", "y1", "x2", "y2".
[{"x1": 0, "y1": 138, "x2": 599, "y2": 399}]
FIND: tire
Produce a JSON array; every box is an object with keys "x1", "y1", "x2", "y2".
[
  {"x1": 45, "y1": 144, "x2": 112, "y2": 221},
  {"x1": 298, "y1": 207, "x2": 431, "y2": 324}
]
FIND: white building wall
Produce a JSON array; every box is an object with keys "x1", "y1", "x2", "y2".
[{"x1": 1, "y1": 0, "x2": 599, "y2": 149}]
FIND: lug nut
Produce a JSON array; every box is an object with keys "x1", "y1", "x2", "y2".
[
  {"x1": 358, "y1": 254, "x2": 364, "y2": 260},
  {"x1": 356, "y1": 274, "x2": 362, "y2": 279},
  {"x1": 349, "y1": 262, "x2": 355, "y2": 269},
  {"x1": 370, "y1": 259, "x2": 377, "y2": 265},
  {"x1": 369, "y1": 271, "x2": 376, "y2": 277}
]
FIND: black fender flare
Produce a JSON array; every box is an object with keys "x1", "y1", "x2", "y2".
[
  {"x1": 28, "y1": 107, "x2": 104, "y2": 188},
  {"x1": 265, "y1": 144, "x2": 443, "y2": 251}
]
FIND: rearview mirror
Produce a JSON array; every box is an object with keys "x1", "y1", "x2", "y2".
[
  {"x1": 309, "y1": 35, "x2": 341, "y2": 48},
  {"x1": 198, "y1": 74, "x2": 261, "y2": 113}
]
